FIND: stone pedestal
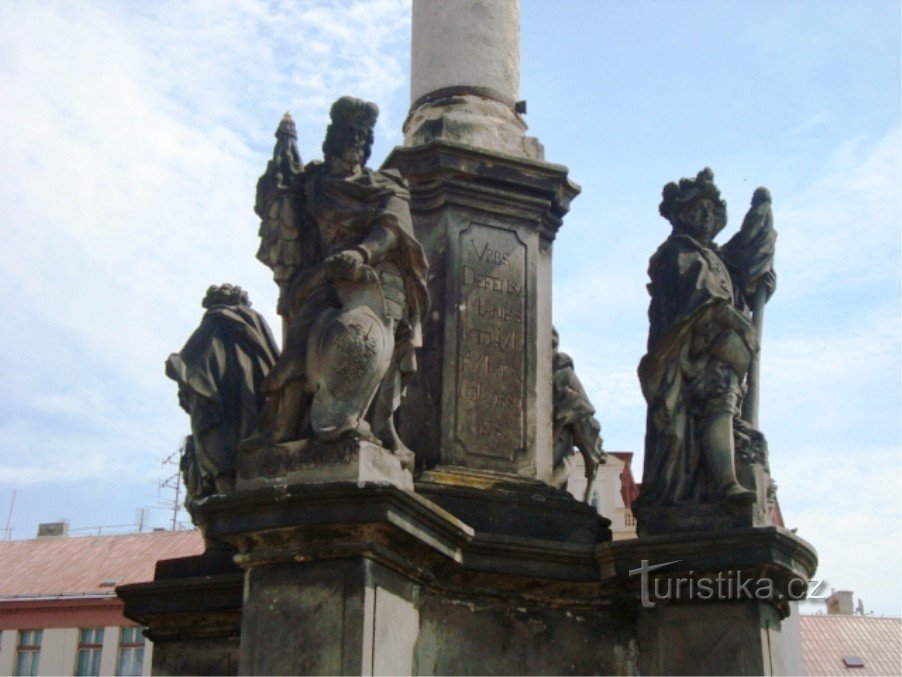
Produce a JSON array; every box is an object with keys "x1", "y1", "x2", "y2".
[
  {"x1": 384, "y1": 141, "x2": 579, "y2": 487},
  {"x1": 189, "y1": 482, "x2": 634, "y2": 676},
  {"x1": 598, "y1": 526, "x2": 817, "y2": 676},
  {"x1": 635, "y1": 461, "x2": 775, "y2": 537},
  {"x1": 237, "y1": 437, "x2": 413, "y2": 491},
  {"x1": 117, "y1": 549, "x2": 243, "y2": 676}
]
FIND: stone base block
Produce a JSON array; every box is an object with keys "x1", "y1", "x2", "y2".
[
  {"x1": 635, "y1": 462, "x2": 774, "y2": 537},
  {"x1": 237, "y1": 437, "x2": 413, "y2": 491},
  {"x1": 117, "y1": 549, "x2": 243, "y2": 676},
  {"x1": 598, "y1": 526, "x2": 817, "y2": 619},
  {"x1": 638, "y1": 600, "x2": 786, "y2": 676}
]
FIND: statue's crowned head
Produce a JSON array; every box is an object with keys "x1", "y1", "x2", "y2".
[
  {"x1": 322, "y1": 96, "x2": 379, "y2": 167},
  {"x1": 202, "y1": 283, "x2": 251, "y2": 309},
  {"x1": 659, "y1": 167, "x2": 728, "y2": 241}
]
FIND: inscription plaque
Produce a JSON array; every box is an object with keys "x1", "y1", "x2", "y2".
[{"x1": 455, "y1": 223, "x2": 527, "y2": 460}]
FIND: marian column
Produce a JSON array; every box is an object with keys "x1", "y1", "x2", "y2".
[{"x1": 386, "y1": 2, "x2": 582, "y2": 535}]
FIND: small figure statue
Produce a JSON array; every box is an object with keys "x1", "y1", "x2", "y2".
[
  {"x1": 551, "y1": 327, "x2": 606, "y2": 501},
  {"x1": 636, "y1": 168, "x2": 776, "y2": 509},
  {"x1": 253, "y1": 97, "x2": 429, "y2": 469},
  {"x1": 166, "y1": 284, "x2": 279, "y2": 496}
]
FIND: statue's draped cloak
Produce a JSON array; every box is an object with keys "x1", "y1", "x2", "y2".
[
  {"x1": 166, "y1": 305, "x2": 279, "y2": 476},
  {"x1": 263, "y1": 163, "x2": 429, "y2": 443},
  {"x1": 304, "y1": 162, "x2": 429, "y2": 345},
  {"x1": 637, "y1": 234, "x2": 738, "y2": 505}
]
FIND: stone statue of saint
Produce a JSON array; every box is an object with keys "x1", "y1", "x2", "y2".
[
  {"x1": 253, "y1": 97, "x2": 429, "y2": 469},
  {"x1": 636, "y1": 168, "x2": 776, "y2": 508},
  {"x1": 166, "y1": 284, "x2": 280, "y2": 496},
  {"x1": 550, "y1": 327, "x2": 606, "y2": 500}
]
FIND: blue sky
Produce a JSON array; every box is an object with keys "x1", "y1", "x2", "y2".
[{"x1": 0, "y1": 1, "x2": 899, "y2": 615}]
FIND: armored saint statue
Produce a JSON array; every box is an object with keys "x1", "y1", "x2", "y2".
[
  {"x1": 253, "y1": 97, "x2": 429, "y2": 469},
  {"x1": 636, "y1": 168, "x2": 776, "y2": 508},
  {"x1": 551, "y1": 328, "x2": 606, "y2": 500},
  {"x1": 166, "y1": 284, "x2": 280, "y2": 496}
]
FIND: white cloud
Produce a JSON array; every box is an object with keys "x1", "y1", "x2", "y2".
[{"x1": 0, "y1": 0, "x2": 412, "y2": 492}]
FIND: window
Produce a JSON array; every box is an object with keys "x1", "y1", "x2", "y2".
[
  {"x1": 117, "y1": 627, "x2": 145, "y2": 677},
  {"x1": 14, "y1": 630, "x2": 41, "y2": 677},
  {"x1": 75, "y1": 628, "x2": 105, "y2": 676}
]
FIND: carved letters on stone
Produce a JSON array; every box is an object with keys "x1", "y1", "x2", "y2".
[{"x1": 455, "y1": 222, "x2": 527, "y2": 460}]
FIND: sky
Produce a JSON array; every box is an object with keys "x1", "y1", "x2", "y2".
[{"x1": 0, "y1": 0, "x2": 899, "y2": 615}]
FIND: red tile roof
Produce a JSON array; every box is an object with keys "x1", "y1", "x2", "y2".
[
  {"x1": 0, "y1": 530, "x2": 204, "y2": 598},
  {"x1": 801, "y1": 615, "x2": 902, "y2": 676}
]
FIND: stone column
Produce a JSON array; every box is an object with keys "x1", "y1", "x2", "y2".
[
  {"x1": 385, "y1": 0, "x2": 590, "y2": 539},
  {"x1": 405, "y1": 0, "x2": 543, "y2": 160}
]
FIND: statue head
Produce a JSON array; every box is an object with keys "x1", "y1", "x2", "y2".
[
  {"x1": 552, "y1": 326, "x2": 560, "y2": 351},
  {"x1": 659, "y1": 168, "x2": 727, "y2": 242},
  {"x1": 202, "y1": 284, "x2": 251, "y2": 309},
  {"x1": 322, "y1": 96, "x2": 379, "y2": 168}
]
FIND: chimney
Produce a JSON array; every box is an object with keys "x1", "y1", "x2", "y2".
[
  {"x1": 826, "y1": 590, "x2": 854, "y2": 615},
  {"x1": 36, "y1": 521, "x2": 69, "y2": 538}
]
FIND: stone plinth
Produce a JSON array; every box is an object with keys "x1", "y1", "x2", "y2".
[
  {"x1": 236, "y1": 436, "x2": 413, "y2": 491},
  {"x1": 598, "y1": 527, "x2": 818, "y2": 675},
  {"x1": 117, "y1": 549, "x2": 243, "y2": 676},
  {"x1": 416, "y1": 465, "x2": 610, "y2": 543},
  {"x1": 384, "y1": 140, "x2": 579, "y2": 489},
  {"x1": 190, "y1": 482, "x2": 634, "y2": 675},
  {"x1": 635, "y1": 461, "x2": 775, "y2": 537}
]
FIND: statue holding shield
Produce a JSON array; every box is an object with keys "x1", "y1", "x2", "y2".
[{"x1": 251, "y1": 97, "x2": 429, "y2": 471}]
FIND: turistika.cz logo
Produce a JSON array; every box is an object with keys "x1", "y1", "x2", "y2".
[{"x1": 629, "y1": 559, "x2": 826, "y2": 609}]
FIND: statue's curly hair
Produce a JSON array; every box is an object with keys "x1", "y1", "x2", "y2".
[
  {"x1": 322, "y1": 96, "x2": 379, "y2": 166},
  {"x1": 659, "y1": 167, "x2": 728, "y2": 235},
  {"x1": 202, "y1": 283, "x2": 251, "y2": 309}
]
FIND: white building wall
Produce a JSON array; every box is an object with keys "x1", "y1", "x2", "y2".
[
  {"x1": 98, "y1": 625, "x2": 119, "y2": 676},
  {"x1": 0, "y1": 624, "x2": 152, "y2": 677},
  {"x1": 0, "y1": 631, "x2": 17, "y2": 675},
  {"x1": 36, "y1": 628, "x2": 78, "y2": 676}
]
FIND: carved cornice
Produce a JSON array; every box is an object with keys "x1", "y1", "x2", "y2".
[
  {"x1": 383, "y1": 140, "x2": 580, "y2": 241},
  {"x1": 596, "y1": 526, "x2": 818, "y2": 618}
]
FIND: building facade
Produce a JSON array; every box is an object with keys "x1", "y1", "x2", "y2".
[{"x1": 0, "y1": 528, "x2": 202, "y2": 676}]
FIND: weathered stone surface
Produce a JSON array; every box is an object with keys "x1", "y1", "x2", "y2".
[
  {"x1": 384, "y1": 140, "x2": 579, "y2": 484},
  {"x1": 413, "y1": 592, "x2": 638, "y2": 675},
  {"x1": 237, "y1": 436, "x2": 413, "y2": 491},
  {"x1": 636, "y1": 460, "x2": 774, "y2": 536},
  {"x1": 403, "y1": 94, "x2": 544, "y2": 161},
  {"x1": 637, "y1": 601, "x2": 785, "y2": 676},
  {"x1": 117, "y1": 551, "x2": 242, "y2": 676},
  {"x1": 406, "y1": 1, "x2": 543, "y2": 159},
  {"x1": 191, "y1": 483, "x2": 634, "y2": 676},
  {"x1": 411, "y1": 0, "x2": 519, "y2": 105},
  {"x1": 597, "y1": 526, "x2": 818, "y2": 619},
  {"x1": 416, "y1": 465, "x2": 610, "y2": 544}
]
